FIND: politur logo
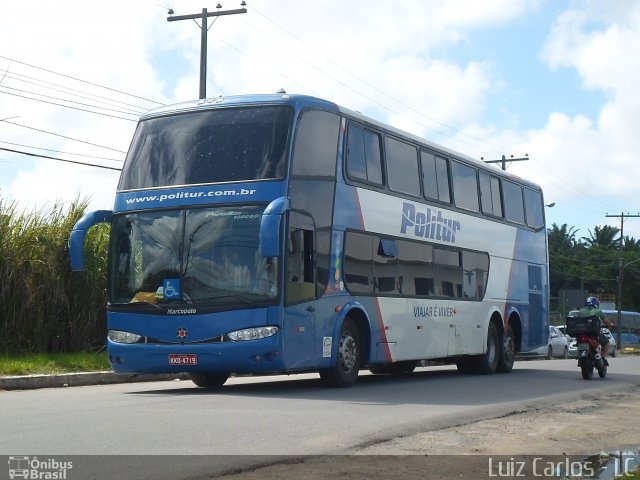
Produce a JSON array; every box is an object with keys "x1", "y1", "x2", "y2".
[{"x1": 400, "y1": 202, "x2": 461, "y2": 243}]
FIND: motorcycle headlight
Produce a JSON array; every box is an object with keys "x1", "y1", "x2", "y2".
[
  {"x1": 226, "y1": 326, "x2": 279, "y2": 342},
  {"x1": 108, "y1": 330, "x2": 143, "y2": 344}
]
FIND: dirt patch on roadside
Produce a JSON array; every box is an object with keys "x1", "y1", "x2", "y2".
[
  {"x1": 359, "y1": 388, "x2": 640, "y2": 456},
  {"x1": 217, "y1": 388, "x2": 640, "y2": 479}
]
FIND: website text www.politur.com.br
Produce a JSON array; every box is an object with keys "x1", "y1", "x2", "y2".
[{"x1": 124, "y1": 187, "x2": 257, "y2": 205}]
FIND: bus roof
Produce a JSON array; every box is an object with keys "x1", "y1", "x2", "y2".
[{"x1": 141, "y1": 93, "x2": 541, "y2": 191}]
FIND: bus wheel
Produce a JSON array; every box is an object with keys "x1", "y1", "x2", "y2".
[
  {"x1": 190, "y1": 372, "x2": 229, "y2": 389},
  {"x1": 456, "y1": 357, "x2": 474, "y2": 374},
  {"x1": 369, "y1": 361, "x2": 416, "y2": 375},
  {"x1": 473, "y1": 323, "x2": 499, "y2": 374},
  {"x1": 497, "y1": 325, "x2": 516, "y2": 373},
  {"x1": 320, "y1": 318, "x2": 361, "y2": 387}
]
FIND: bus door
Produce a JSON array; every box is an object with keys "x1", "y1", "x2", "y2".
[{"x1": 283, "y1": 212, "x2": 317, "y2": 369}]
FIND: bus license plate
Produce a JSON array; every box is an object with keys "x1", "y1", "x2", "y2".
[{"x1": 169, "y1": 354, "x2": 197, "y2": 366}]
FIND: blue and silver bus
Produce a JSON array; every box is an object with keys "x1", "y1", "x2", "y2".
[{"x1": 70, "y1": 93, "x2": 549, "y2": 388}]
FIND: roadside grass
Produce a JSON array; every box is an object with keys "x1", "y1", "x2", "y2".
[
  {"x1": 623, "y1": 467, "x2": 640, "y2": 479},
  {"x1": 0, "y1": 352, "x2": 110, "y2": 376}
]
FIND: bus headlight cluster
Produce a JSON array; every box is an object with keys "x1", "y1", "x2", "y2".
[
  {"x1": 226, "y1": 326, "x2": 279, "y2": 342},
  {"x1": 108, "y1": 330, "x2": 143, "y2": 344}
]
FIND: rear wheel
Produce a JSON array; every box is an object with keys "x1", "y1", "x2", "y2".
[
  {"x1": 473, "y1": 323, "x2": 499, "y2": 374},
  {"x1": 320, "y1": 318, "x2": 361, "y2": 387},
  {"x1": 546, "y1": 345, "x2": 553, "y2": 360},
  {"x1": 190, "y1": 372, "x2": 229, "y2": 389},
  {"x1": 497, "y1": 325, "x2": 516, "y2": 373},
  {"x1": 581, "y1": 361, "x2": 594, "y2": 380}
]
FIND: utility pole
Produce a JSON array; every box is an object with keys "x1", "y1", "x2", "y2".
[
  {"x1": 167, "y1": 3, "x2": 247, "y2": 99},
  {"x1": 482, "y1": 154, "x2": 529, "y2": 171},
  {"x1": 606, "y1": 212, "x2": 640, "y2": 349}
]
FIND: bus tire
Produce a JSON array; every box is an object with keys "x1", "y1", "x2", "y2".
[
  {"x1": 473, "y1": 322, "x2": 499, "y2": 374},
  {"x1": 369, "y1": 361, "x2": 416, "y2": 375},
  {"x1": 456, "y1": 357, "x2": 475, "y2": 374},
  {"x1": 320, "y1": 318, "x2": 361, "y2": 387},
  {"x1": 497, "y1": 325, "x2": 516, "y2": 373},
  {"x1": 190, "y1": 372, "x2": 229, "y2": 389}
]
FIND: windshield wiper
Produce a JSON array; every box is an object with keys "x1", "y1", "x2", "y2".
[
  {"x1": 195, "y1": 293, "x2": 259, "y2": 307},
  {"x1": 128, "y1": 299, "x2": 163, "y2": 310}
]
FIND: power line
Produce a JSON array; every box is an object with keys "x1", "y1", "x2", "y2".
[
  {"x1": 248, "y1": 6, "x2": 506, "y2": 155},
  {"x1": 0, "y1": 147, "x2": 122, "y2": 171},
  {"x1": 0, "y1": 55, "x2": 163, "y2": 106},
  {"x1": 3, "y1": 71, "x2": 149, "y2": 114},
  {"x1": 0, "y1": 140, "x2": 124, "y2": 162},
  {"x1": 0, "y1": 85, "x2": 142, "y2": 117},
  {"x1": 1, "y1": 119, "x2": 127, "y2": 153},
  {"x1": 0, "y1": 90, "x2": 138, "y2": 122}
]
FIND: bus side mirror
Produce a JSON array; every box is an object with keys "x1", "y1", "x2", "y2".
[
  {"x1": 260, "y1": 197, "x2": 289, "y2": 258},
  {"x1": 69, "y1": 210, "x2": 113, "y2": 271}
]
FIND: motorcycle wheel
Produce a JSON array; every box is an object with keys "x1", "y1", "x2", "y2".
[
  {"x1": 581, "y1": 362, "x2": 594, "y2": 380},
  {"x1": 598, "y1": 365, "x2": 607, "y2": 378}
]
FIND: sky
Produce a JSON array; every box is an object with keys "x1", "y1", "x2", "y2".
[{"x1": 1, "y1": 0, "x2": 640, "y2": 241}]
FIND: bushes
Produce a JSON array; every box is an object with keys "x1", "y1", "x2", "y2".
[{"x1": 0, "y1": 196, "x2": 109, "y2": 354}]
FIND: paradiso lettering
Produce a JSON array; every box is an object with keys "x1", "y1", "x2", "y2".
[{"x1": 400, "y1": 202, "x2": 461, "y2": 243}]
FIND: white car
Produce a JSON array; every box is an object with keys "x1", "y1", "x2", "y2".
[{"x1": 545, "y1": 326, "x2": 569, "y2": 359}]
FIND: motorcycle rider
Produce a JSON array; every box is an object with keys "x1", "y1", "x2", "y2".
[{"x1": 577, "y1": 296, "x2": 614, "y2": 366}]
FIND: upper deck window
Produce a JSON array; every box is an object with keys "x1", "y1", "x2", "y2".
[
  {"x1": 386, "y1": 137, "x2": 420, "y2": 197},
  {"x1": 451, "y1": 161, "x2": 479, "y2": 212},
  {"x1": 118, "y1": 106, "x2": 293, "y2": 191},
  {"x1": 346, "y1": 123, "x2": 383, "y2": 185}
]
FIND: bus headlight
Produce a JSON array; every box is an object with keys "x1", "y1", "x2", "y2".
[
  {"x1": 108, "y1": 330, "x2": 143, "y2": 344},
  {"x1": 226, "y1": 326, "x2": 279, "y2": 342}
]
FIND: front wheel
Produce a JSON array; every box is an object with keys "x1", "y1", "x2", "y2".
[
  {"x1": 369, "y1": 361, "x2": 417, "y2": 375},
  {"x1": 191, "y1": 372, "x2": 229, "y2": 389},
  {"x1": 598, "y1": 365, "x2": 607, "y2": 378},
  {"x1": 320, "y1": 318, "x2": 361, "y2": 387}
]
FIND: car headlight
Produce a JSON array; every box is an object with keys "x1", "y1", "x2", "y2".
[
  {"x1": 108, "y1": 330, "x2": 143, "y2": 344},
  {"x1": 226, "y1": 326, "x2": 279, "y2": 342}
]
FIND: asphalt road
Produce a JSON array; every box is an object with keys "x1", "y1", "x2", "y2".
[{"x1": 1, "y1": 357, "x2": 639, "y2": 479}]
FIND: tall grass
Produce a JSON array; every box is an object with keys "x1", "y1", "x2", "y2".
[{"x1": 0, "y1": 195, "x2": 109, "y2": 354}]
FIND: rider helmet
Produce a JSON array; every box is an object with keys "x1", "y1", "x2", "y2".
[{"x1": 585, "y1": 296, "x2": 600, "y2": 309}]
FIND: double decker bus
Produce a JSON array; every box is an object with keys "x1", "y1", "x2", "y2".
[{"x1": 70, "y1": 93, "x2": 549, "y2": 388}]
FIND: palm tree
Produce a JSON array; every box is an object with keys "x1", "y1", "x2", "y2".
[
  {"x1": 548, "y1": 223, "x2": 581, "y2": 250},
  {"x1": 583, "y1": 225, "x2": 620, "y2": 249}
]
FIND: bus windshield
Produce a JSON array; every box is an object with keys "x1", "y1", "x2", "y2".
[
  {"x1": 109, "y1": 205, "x2": 278, "y2": 307},
  {"x1": 118, "y1": 106, "x2": 293, "y2": 190}
]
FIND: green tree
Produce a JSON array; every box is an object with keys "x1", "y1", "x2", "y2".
[
  {"x1": 547, "y1": 223, "x2": 584, "y2": 298},
  {"x1": 582, "y1": 225, "x2": 620, "y2": 249}
]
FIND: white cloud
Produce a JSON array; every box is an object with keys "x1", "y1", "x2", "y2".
[
  {"x1": 486, "y1": 1, "x2": 640, "y2": 237},
  {"x1": 4, "y1": 0, "x2": 638, "y2": 243}
]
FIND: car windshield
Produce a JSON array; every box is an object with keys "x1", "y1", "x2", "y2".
[{"x1": 109, "y1": 206, "x2": 278, "y2": 307}]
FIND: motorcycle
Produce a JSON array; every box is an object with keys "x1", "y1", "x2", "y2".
[{"x1": 566, "y1": 315, "x2": 608, "y2": 380}]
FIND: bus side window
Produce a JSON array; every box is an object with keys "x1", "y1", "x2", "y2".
[
  {"x1": 503, "y1": 180, "x2": 525, "y2": 224},
  {"x1": 286, "y1": 228, "x2": 315, "y2": 304}
]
